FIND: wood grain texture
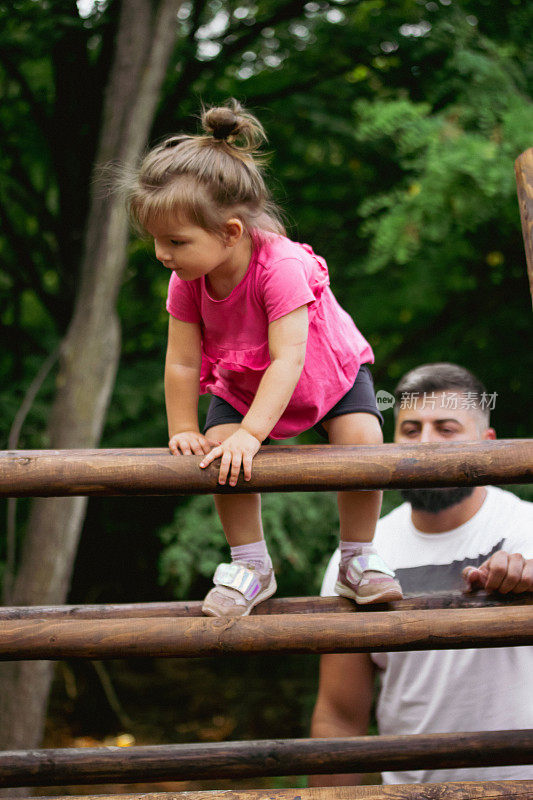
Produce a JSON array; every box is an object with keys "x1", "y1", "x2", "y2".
[
  {"x1": 1, "y1": 731, "x2": 532, "y2": 787},
  {"x1": 14, "y1": 779, "x2": 533, "y2": 799},
  {"x1": 1, "y1": 592, "x2": 532, "y2": 620},
  {"x1": 0, "y1": 606, "x2": 532, "y2": 660},
  {"x1": 515, "y1": 147, "x2": 533, "y2": 306},
  {"x1": 1, "y1": 441, "x2": 532, "y2": 497}
]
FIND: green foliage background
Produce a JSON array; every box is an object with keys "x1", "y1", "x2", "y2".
[{"x1": 1, "y1": 0, "x2": 532, "y2": 605}]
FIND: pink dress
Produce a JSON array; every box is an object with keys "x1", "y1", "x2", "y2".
[{"x1": 166, "y1": 233, "x2": 374, "y2": 439}]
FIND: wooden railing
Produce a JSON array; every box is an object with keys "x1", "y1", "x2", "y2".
[
  {"x1": 0, "y1": 731, "x2": 532, "y2": 788},
  {"x1": 1, "y1": 440, "x2": 532, "y2": 797},
  {"x1": 1, "y1": 440, "x2": 532, "y2": 496}
]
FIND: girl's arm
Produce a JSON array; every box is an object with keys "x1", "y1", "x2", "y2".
[
  {"x1": 165, "y1": 316, "x2": 217, "y2": 456},
  {"x1": 242, "y1": 304, "x2": 309, "y2": 441},
  {"x1": 200, "y1": 304, "x2": 309, "y2": 484}
]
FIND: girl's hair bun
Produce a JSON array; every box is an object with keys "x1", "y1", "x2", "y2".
[
  {"x1": 201, "y1": 98, "x2": 266, "y2": 151},
  {"x1": 203, "y1": 105, "x2": 240, "y2": 140},
  {"x1": 127, "y1": 97, "x2": 284, "y2": 238}
]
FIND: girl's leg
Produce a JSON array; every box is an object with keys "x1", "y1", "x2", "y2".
[
  {"x1": 207, "y1": 423, "x2": 264, "y2": 547},
  {"x1": 322, "y1": 412, "x2": 382, "y2": 543},
  {"x1": 202, "y1": 423, "x2": 276, "y2": 616},
  {"x1": 322, "y1": 413, "x2": 402, "y2": 603}
]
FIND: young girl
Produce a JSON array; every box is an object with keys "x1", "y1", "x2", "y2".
[{"x1": 129, "y1": 99, "x2": 402, "y2": 617}]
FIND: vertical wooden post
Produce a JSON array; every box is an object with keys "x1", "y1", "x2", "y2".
[{"x1": 515, "y1": 147, "x2": 533, "y2": 307}]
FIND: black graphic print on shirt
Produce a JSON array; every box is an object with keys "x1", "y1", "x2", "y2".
[{"x1": 396, "y1": 539, "x2": 505, "y2": 596}]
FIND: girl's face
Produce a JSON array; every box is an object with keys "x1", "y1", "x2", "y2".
[{"x1": 148, "y1": 217, "x2": 236, "y2": 281}]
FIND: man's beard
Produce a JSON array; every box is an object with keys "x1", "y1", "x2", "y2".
[{"x1": 400, "y1": 486, "x2": 475, "y2": 513}]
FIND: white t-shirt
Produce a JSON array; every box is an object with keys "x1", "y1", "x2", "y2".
[{"x1": 321, "y1": 486, "x2": 533, "y2": 784}]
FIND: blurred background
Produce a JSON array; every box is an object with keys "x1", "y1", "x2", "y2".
[{"x1": 0, "y1": 0, "x2": 532, "y2": 792}]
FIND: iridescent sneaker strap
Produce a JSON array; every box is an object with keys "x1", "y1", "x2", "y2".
[
  {"x1": 213, "y1": 563, "x2": 261, "y2": 601},
  {"x1": 347, "y1": 553, "x2": 396, "y2": 584}
]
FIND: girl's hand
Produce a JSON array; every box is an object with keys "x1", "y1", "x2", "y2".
[
  {"x1": 169, "y1": 431, "x2": 220, "y2": 457},
  {"x1": 199, "y1": 427, "x2": 261, "y2": 486}
]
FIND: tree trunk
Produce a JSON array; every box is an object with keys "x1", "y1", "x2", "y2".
[{"x1": 0, "y1": 0, "x2": 183, "y2": 753}]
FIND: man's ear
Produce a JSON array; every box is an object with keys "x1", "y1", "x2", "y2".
[
  {"x1": 223, "y1": 218, "x2": 244, "y2": 246},
  {"x1": 482, "y1": 427, "x2": 497, "y2": 440}
]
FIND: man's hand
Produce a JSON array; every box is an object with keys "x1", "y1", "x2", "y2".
[
  {"x1": 169, "y1": 431, "x2": 219, "y2": 457},
  {"x1": 463, "y1": 551, "x2": 533, "y2": 594},
  {"x1": 199, "y1": 427, "x2": 261, "y2": 486}
]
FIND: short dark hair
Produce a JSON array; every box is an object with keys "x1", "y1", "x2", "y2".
[{"x1": 394, "y1": 363, "x2": 491, "y2": 426}]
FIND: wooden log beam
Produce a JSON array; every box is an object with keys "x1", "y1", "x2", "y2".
[
  {"x1": 515, "y1": 147, "x2": 533, "y2": 306},
  {"x1": 1, "y1": 591, "x2": 532, "y2": 620},
  {"x1": 1, "y1": 441, "x2": 532, "y2": 497},
  {"x1": 0, "y1": 606, "x2": 532, "y2": 660},
  {"x1": 0, "y1": 730, "x2": 532, "y2": 787},
  {"x1": 13, "y1": 780, "x2": 533, "y2": 800}
]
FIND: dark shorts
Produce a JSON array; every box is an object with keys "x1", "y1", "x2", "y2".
[{"x1": 204, "y1": 363, "x2": 383, "y2": 440}]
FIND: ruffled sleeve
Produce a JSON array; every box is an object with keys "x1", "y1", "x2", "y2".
[
  {"x1": 255, "y1": 238, "x2": 332, "y2": 323},
  {"x1": 258, "y1": 257, "x2": 317, "y2": 322},
  {"x1": 166, "y1": 272, "x2": 201, "y2": 323}
]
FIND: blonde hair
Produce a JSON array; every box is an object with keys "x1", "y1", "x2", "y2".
[{"x1": 127, "y1": 99, "x2": 285, "y2": 239}]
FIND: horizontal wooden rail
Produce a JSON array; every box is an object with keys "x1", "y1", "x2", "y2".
[
  {"x1": 1, "y1": 730, "x2": 532, "y2": 787},
  {"x1": 0, "y1": 606, "x2": 532, "y2": 660},
  {"x1": 1, "y1": 591, "x2": 532, "y2": 620},
  {"x1": 1, "y1": 440, "x2": 532, "y2": 497},
  {"x1": 13, "y1": 780, "x2": 533, "y2": 799}
]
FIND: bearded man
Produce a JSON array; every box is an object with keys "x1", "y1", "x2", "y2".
[{"x1": 310, "y1": 362, "x2": 533, "y2": 785}]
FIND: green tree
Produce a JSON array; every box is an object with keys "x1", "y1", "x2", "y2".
[
  {"x1": 1, "y1": 0, "x2": 532, "y2": 751},
  {"x1": 0, "y1": 0, "x2": 185, "y2": 751},
  {"x1": 0, "y1": 0, "x2": 431, "y2": 751}
]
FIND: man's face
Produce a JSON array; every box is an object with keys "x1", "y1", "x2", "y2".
[{"x1": 395, "y1": 391, "x2": 495, "y2": 512}]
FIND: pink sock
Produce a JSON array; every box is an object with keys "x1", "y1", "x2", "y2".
[
  {"x1": 340, "y1": 541, "x2": 376, "y2": 564},
  {"x1": 230, "y1": 541, "x2": 272, "y2": 571}
]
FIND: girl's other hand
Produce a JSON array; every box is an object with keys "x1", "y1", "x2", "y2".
[
  {"x1": 169, "y1": 431, "x2": 220, "y2": 457},
  {"x1": 199, "y1": 427, "x2": 261, "y2": 486}
]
